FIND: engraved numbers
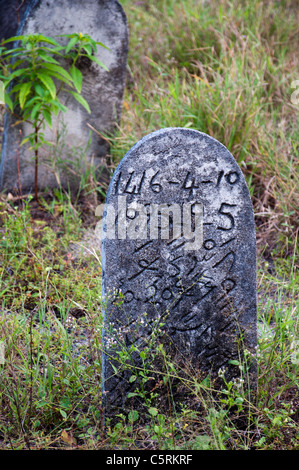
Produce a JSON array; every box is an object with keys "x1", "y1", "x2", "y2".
[
  {"x1": 217, "y1": 203, "x2": 236, "y2": 231},
  {"x1": 150, "y1": 171, "x2": 162, "y2": 193},
  {"x1": 114, "y1": 168, "x2": 240, "y2": 196},
  {"x1": 112, "y1": 163, "x2": 241, "y2": 317},
  {"x1": 115, "y1": 171, "x2": 146, "y2": 195},
  {"x1": 216, "y1": 170, "x2": 239, "y2": 187}
]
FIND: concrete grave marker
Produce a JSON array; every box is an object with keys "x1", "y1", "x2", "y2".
[
  {"x1": 0, "y1": 0, "x2": 128, "y2": 193},
  {"x1": 0, "y1": 0, "x2": 30, "y2": 41},
  {"x1": 101, "y1": 128, "x2": 257, "y2": 417}
]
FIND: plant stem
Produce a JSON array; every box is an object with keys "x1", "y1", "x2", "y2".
[
  {"x1": 17, "y1": 129, "x2": 22, "y2": 198},
  {"x1": 34, "y1": 125, "x2": 39, "y2": 202}
]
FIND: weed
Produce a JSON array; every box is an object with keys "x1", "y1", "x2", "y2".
[{"x1": 0, "y1": 32, "x2": 108, "y2": 200}]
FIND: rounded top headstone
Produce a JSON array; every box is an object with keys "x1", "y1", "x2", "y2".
[{"x1": 101, "y1": 128, "x2": 257, "y2": 415}]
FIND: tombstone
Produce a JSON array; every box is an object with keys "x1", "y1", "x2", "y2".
[
  {"x1": 0, "y1": 0, "x2": 30, "y2": 40},
  {"x1": 0, "y1": 0, "x2": 128, "y2": 193},
  {"x1": 101, "y1": 127, "x2": 257, "y2": 419}
]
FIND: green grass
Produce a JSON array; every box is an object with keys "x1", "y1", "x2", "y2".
[{"x1": 0, "y1": 0, "x2": 298, "y2": 450}]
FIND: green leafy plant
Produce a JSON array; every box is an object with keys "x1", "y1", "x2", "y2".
[{"x1": 0, "y1": 33, "x2": 108, "y2": 200}]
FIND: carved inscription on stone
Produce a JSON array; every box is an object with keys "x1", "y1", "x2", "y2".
[{"x1": 101, "y1": 128, "x2": 257, "y2": 414}]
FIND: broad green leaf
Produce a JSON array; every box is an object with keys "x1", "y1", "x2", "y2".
[
  {"x1": 0, "y1": 47, "x2": 23, "y2": 58},
  {"x1": 9, "y1": 60, "x2": 28, "y2": 70},
  {"x1": 22, "y1": 96, "x2": 42, "y2": 112},
  {"x1": 36, "y1": 45, "x2": 64, "y2": 55},
  {"x1": 37, "y1": 73, "x2": 56, "y2": 99},
  {"x1": 86, "y1": 54, "x2": 109, "y2": 71},
  {"x1": 82, "y1": 44, "x2": 92, "y2": 56},
  {"x1": 37, "y1": 50, "x2": 59, "y2": 64},
  {"x1": 65, "y1": 36, "x2": 79, "y2": 54},
  {"x1": 10, "y1": 83, "x2": 24, "y2": 94},
  {"x1": 39, "y1": 63, "x2": 73, "y2": 83},
  {"x1": 39, "y1": 70, "x2": 71, "y2": 86},
  {"x1": 50, "y1": 99, "x2": 67, "y2": 113},
  {"x1": 140, "y1": 351, "x2": 146, "y2": 360},
  {"x1": 51, "y1": 105, "x2": 59, "y2": 117},
  {"x1": 148, "y1": 407, "x2": 159, "y2": 417},
  {"x1": 86, "y1": 37, "x2": 97, "y2": 51},
  {"x1": 67, "y1": 90, "x2": 91, "y2": 113},
  {"x1": 1, "y1": 36, "x2": 26, "y2": 45},
  {"x1": 39, "y1": 139, "x2": 54, "y2": 147},
  {"x1": 7, "y1": 68, "x2": 29, "y2": 80},
  {"x1": 19, "y1": 82, "x2": 31, "y2": 109},
  {"x1": 96, "y1": 41, "x2": 109, "y2": 50},
  {"x1": 70, "y1": 65, "x2": 82, "y2": 92},
  {"x1": 228, "y1": 359, "x2": 240, "y2": 366},
  {"x1": 30, "y1": 102, "x2": 42, "y2": 121},
  {"x1": 34, "y1": 83, "x2": 46, "y2": 98},
  {"x1": 48, "y1": 100, "x2": 63, "y2": 117},
  {"x1": 128, "y1": 410, "x2": 139, "y2": 422},
  {"x1": 34, "y1": 34, "x2": 61, "y2": 46},
  {"x1": 20, "y1": 136, "x2": 30, "y2": 146},
  {"x1": 42, "y1": 108, "x2": 52, "y2": 128},
  {"x1": 4, "y1": 93, "x2": 13, "y2": 111},
  {"x1": 59, "y1": 409, "x2": 67, "y2": 419},
  {"x1": 129, "y1": 375, "x2": 137, "y2": 383}
]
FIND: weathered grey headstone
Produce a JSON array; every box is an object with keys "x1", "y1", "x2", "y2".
[
  {"x1": 0, "y1": 0, "x2": 128, "y2": 193},
  {"x1": 0, "y1": 0, "x2": 30, "y2": 40},
  {"x1": 101, "y1": 128, "x2": 257, "y2": 418}
]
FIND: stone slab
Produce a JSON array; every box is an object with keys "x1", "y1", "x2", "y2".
[
  {"x1": 0, "y1": 0, "x2": 128, "y2": 193},
  {"x1": 101, "y1": 128, "x2": 257, "y2": 417},
  {"x1": 0, "y1": 0, "x2": 29, "y2": 41}
]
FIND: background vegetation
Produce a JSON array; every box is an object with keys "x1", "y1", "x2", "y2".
[{"x1": 0, "y1": 0, "x2": 298, "y2": 450}]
